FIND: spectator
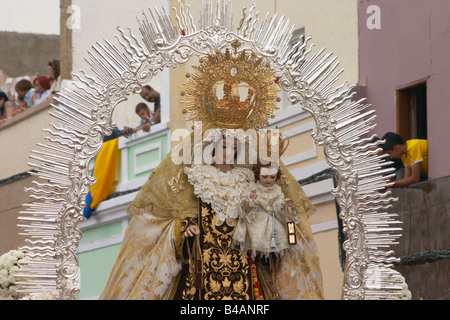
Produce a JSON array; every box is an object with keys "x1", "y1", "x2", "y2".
[
  {"x1": 14, "y1": 79, "x2": 35, "y2": 108},
  {"x1": 135, "y1": 102, "x2": 153, "y2": 131},
  {"x1": 381, "y1": 132, "x2": 428, "y2": 187},
  {"x1": 48, "y1": 59, "x2": 61, "y2": 93},
  {"x1": 10, "y1": 93, "x2": 28, "y2": 117},
  {"x1": 0, "y1": 91, "x2": 13, "y2": 122},
  {"x1": 140, "y1": 85, "x2": 161, "y2": 124},
  {"x1": 32, "y1": 75, "x2": 51, "y2": 106},
  {"x1": 104, "y1": 86, "x2": 160, "y2": 142},
  {"x1": 117, "y1": 103, "x2": 153, "y2": 136},
  {"x1": 15, "y1": 95, "x2": 27, "y2": 112},
  {"x1": 371, "y1": 135, "x2": 404, "y2": 180}
]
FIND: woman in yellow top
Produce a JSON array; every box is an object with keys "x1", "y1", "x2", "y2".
[{"x1": 381, "y1": 132, "x2": 428, "y2": 187}]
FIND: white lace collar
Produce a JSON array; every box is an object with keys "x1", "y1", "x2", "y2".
[
  {"x1": 184, "y1": 164, "x2": 254, "y2": 225},
  {"x1": 252, "y1": 181, "x2": 284, "y2": 200}
]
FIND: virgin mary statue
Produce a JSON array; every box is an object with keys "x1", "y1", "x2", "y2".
[{"x1": 99, "y1": 48, "x2": 324, "y2": 300}]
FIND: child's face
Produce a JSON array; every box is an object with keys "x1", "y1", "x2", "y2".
[
  {"x1": 259, "y1": 167, "x2": 278, "y2": 187},
  {"x1": 137, "y1": 109, "x2": 149, "y2": 121},
  {"x1": 16, "y1": 90, "x2": 27, "y2": 98}
]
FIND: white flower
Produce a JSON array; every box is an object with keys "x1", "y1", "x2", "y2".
[
  {"x1": 8, "y1": 285, "x2": 18, "y2": 296},
  {"x1": 0, "y1": 288, "x2": 9, "y2": 298},
  {"x1": 0, "y1": 249, "x2": 30, "y2": 299}
]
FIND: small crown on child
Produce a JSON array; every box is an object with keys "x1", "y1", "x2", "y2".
[{"x1": 258, "y1": 129, "x2": 289, "y2": 163}]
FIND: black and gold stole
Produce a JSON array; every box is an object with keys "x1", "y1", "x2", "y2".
[{"x1": 174, "y1": 200, "x2": 259, "y2": 300}]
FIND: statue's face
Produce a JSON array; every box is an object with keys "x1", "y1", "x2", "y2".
[
  {"x1": 259, "y1": 167, "x2": 278, "y2": 187},
  {"x1": 214, "y1": 136, "x2": 238, "y2": 165}
]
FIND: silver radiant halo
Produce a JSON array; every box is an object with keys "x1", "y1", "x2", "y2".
[{"x1": 16, "y1": 0, "x2": 403, "y2": 300}]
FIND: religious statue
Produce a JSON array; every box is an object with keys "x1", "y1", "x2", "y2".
[{"x1": 99, "y1": 47, "x2": 324, "y2": 300}]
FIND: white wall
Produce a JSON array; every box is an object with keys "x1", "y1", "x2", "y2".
[{"x1": 0, "y1": 0, "x2": 60, "y2": 35}]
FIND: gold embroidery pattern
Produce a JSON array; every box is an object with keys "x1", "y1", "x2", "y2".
[
  {"x1": 181, "y1": 201, "x2": 252, "y2": 300},
  {"x1": 181, "y1": 269, "x2": 198, "y2": 300},
  {"x1": 168, "y1": 168, "x2": 185, "y2": 196},
  {"x1": 201, "y1": 202, "x2": 251, "y2": 300}
]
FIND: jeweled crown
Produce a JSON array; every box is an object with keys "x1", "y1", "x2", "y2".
[{"x1": 182, "y1": 44, "x2": 281, "y2": 130}]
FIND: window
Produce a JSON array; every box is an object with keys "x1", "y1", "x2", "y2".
[{"x1": 396, "y1": 81, "x2": 427, "y2": 140}]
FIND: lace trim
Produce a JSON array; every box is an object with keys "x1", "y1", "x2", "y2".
[
  {"x1": 251, "y1": 181, "x2": 284, "y2": 201},
  {"x1": 184, "y1": 164, "x2": 254, "y2": 225}
]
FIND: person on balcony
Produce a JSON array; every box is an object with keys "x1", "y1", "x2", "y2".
[
  {"x1": 140, "y1": 85, "x2": 160, "y2": 124},
  {"x1": 136, "y1": 102, "x2": 156, "y2": 129},
  {"x1": 0, "y1": 91, "x2": 14, "y2": 122},
  {"x1": 47, "y1": 59, "x2": 61, "y2": 94},
  {"x1": 14, "y1": 79, "x2": 35, "y2": 108},
  {"x1": 381, "y1": 132, "x2": 428, "y2": 187},
  {"x1": 32, "y1": 75, "x2": 51, "y2": 106},
  {"x1": 45, "y1": 59, "x2": 62, "y2": 103}
]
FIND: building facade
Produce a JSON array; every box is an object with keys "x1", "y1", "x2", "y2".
[{"x1": 357, "y1": 0, "x2": 450, "y2": 300}]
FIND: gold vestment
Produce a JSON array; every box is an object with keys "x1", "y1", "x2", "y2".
[{"x1": 99, "y1": 140, "x2": 324, "y2": 299}]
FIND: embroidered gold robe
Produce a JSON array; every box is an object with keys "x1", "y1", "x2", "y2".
[
  {"x1": 99, "y1": 152, "x2": 324, "y2": 300},
  {"x1": 173, "y1": 200, "x2": 255, "y2": 300}
]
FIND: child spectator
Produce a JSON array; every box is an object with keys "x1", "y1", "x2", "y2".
[
  {"x1": 118, "y1": 103, "x2": 153, "y2": 137},
  {"x1": 15, "y1": 95, "x2": 28, "y2": 113},
  {"x1": 15, "y1": 79, "x2": 35, "y2": 108},
  {"x1": 135, "y1": 102, "x2": 154, "y2": 132},
  {"x1": 32, "y1": 75, "x2": 51, "y2": 106},
  {"x1": 381, "y1": 132, "x2": 428, "y2": 187}
]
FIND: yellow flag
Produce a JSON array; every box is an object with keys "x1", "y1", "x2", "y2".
[{"x1": 90, "y1": 138, "x2": 119, "y2": 209}]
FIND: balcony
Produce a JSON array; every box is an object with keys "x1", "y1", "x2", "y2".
[
  {"x1": 391, "y1": 177, "x2": 450, "y2": 300},
  {"x1": 0, "y1": 99, "x2": 53, "y2": 180}
]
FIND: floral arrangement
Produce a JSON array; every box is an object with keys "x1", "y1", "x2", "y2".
[{"x1": 0, "y1": 250, "x2": 31, "y2": 299}]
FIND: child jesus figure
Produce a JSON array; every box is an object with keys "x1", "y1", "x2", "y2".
[{"x1": 233, "y1": 163, "x2": 296, "y2": 259}]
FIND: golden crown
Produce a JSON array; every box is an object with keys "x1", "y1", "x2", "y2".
[{"x1": 182, "y1": 44, "x2": 281, "y2": 130}]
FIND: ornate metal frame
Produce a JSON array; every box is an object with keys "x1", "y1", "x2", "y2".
[{"x1": 16, "y1": 0, "x2": 404, "y2": 300}]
